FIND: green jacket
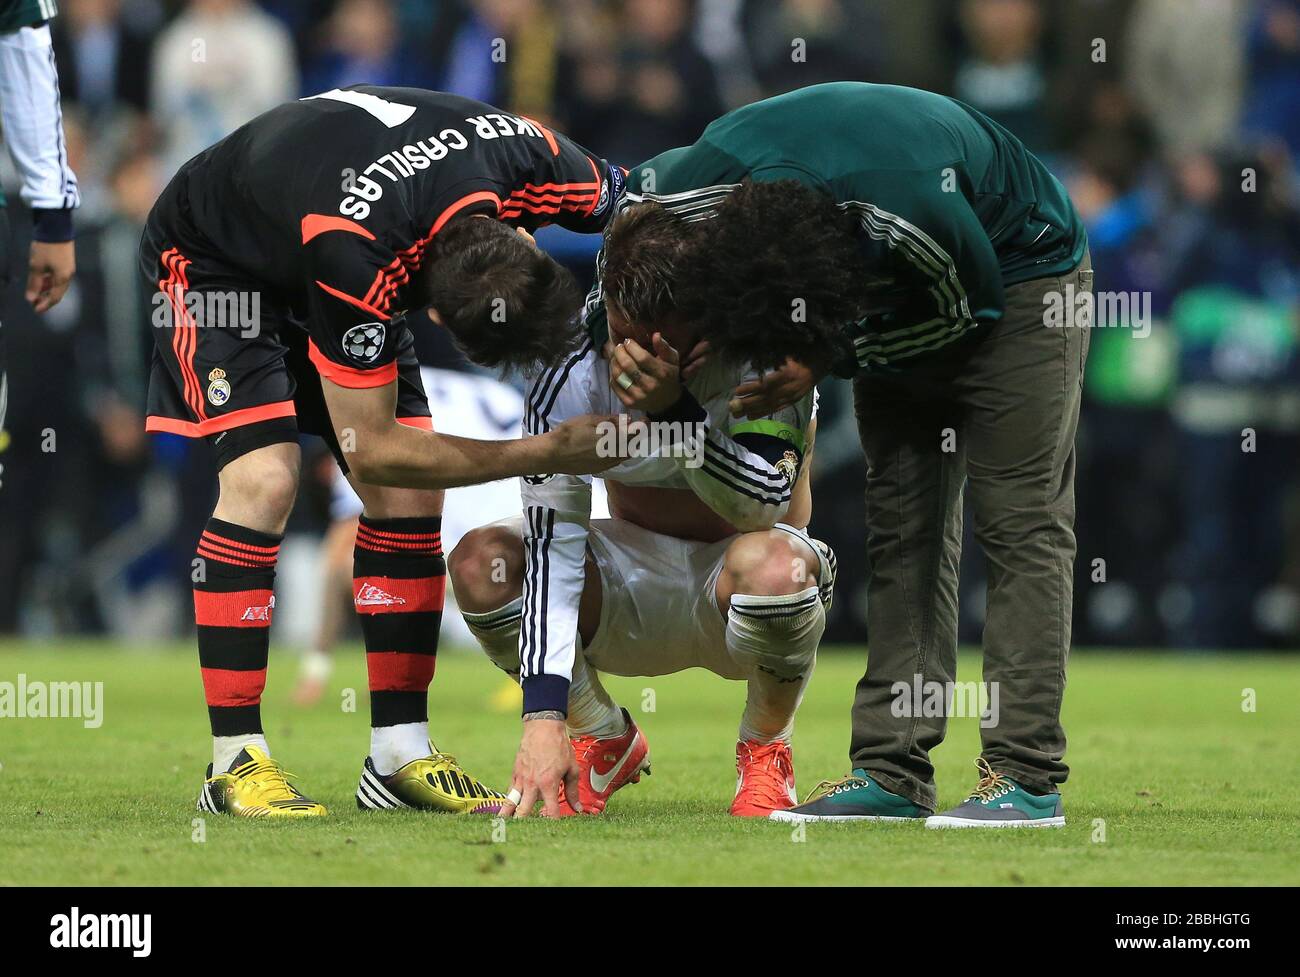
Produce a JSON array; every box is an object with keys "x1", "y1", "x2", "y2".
[
  {"x1": 586, "y1": 82, "x2": 1087, "y2": 374},
  {"x1": 0, "y1": 0, "x2": 53, "y2": 33}
]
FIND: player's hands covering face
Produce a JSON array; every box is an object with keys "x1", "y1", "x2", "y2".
[
  {"x1": 503, "y1": 717, "x2": 583, "y2": 818},
  {"x1": 605, "y1": 334, "x2": 684, "y2": 414},
  {"x1": 728, "y1": 358, "x2": 824, "y2": 419}
]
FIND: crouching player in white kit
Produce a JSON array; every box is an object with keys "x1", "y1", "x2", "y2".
[{"x1": 448, "y1": 205, "x2": 835, "y2": 817}]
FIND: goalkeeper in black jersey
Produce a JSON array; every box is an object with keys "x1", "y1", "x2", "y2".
[{"x1": 142, "y1": 86, "x2": 623, "y2": 819}]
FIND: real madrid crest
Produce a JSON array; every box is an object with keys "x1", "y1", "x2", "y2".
[
  {"x1": 775, "y1": 449, "x2": 800, "y2": 483},
  {"x1": 207, "y1": 367, "x2": 232, "y2": 407}
]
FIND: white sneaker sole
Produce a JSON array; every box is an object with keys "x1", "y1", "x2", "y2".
[
  {"x1": 925, "y1": 815, "x2": 1065, "y2": 829},
  {"x1": 769, "y1": 809, "x2": 922, "y2": 824}
]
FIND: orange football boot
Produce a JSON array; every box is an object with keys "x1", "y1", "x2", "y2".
[
  {"x1": 731, "y1": 739, "x2": 797, "y2": 817},
  {"x1": 557, "y1": 708, "x2": 651, "y2": 816}
]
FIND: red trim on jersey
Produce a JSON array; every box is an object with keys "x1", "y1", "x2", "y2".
[
  {"x1": 396, "y1": 415, "x2": 433, "y2": 431},
  {"x1": 194, "y1": 589, "x2": 276, "y2": 628},
  {"x1": 352, "y1": 575, "x2": 447, "y2": 613},
  {"x1": 145, "y1": 400, "x2": 296, "y2": 438},
  {"x1": 514, "y1": 181, "x2": 599, "y2": 194},
  {"x1": 505, "y1": 191, "x2": 583, "y2": 206},
  {"x1": 364, "y1": 257, "x2": 411, "y2": 315},
  {"x1": 361, "y1": 268, "x2": 389, "y2": 309},
  {"x1": 500, "y1": 201, "x2": 593, "y2": 220},
  {"x1": 505, "y1": 183, "x2": 599, "y2": 202},
  {"x1": 301, "y1": 213, "x2": 377, "y2": 244},
  {"x1": 502, "y1": 191, "x2": 597, "y2": 209},
  {"x1": 352, "y1": 192, "x2": 503, "y2": 301},
  {"x1": 313, "y1": 279, "x2": 388, "y2": 319},
  {"x1": 499, "y1": 175, "x2": 601, "y2": 223},
  {"x1": 364, "y1": 652, "x2": 436, "y2": 693},
  {"x1": 520, "y1": 116, "x2": 560, "y2": 156},
  {"x1": 308, "y1": 339, "x2": 399, "y2": 388},
  {"x1": 429, "y1": 190, "x2": 503, "y2": 237}
]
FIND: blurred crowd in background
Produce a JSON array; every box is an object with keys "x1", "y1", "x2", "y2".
[{"x1": 2, "y1": 0, "x2": 1299, "y2": 651}]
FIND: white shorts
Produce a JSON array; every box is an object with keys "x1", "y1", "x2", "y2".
[{"x1": 498, "y1": 516, "x2": 831, "y2": 680}]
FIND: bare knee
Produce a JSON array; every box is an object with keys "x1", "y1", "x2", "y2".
[
  {"x1": 215, "y1": 444, "x2": 301, "y2": 534},
  {"x1": 448, "y1": 524, "x2": 524, "y2": 612},
  {"x1": 722, "y1": 531, "x2": 818, "y2": 600}
]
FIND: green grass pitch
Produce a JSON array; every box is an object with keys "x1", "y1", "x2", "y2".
[{"x1": 1, "y1": 640, "x2": 1297, "y2": 886}]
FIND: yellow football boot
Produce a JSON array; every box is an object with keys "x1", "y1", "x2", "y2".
[
  {"x1": 197, "y1": 746, "x2": 327, "y2": 818},
  {"x1": 356, "y1": 746, "x2": 507, "y2": 814}
]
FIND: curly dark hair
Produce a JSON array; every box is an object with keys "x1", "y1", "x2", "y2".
[
  {"x1": 417, "y1": 215, "x2": 584, "y2": 374},
  {"x1": 680, "y1": 178, "x2": 870, "y2": 370}
]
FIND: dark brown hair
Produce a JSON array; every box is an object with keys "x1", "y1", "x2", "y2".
[{"x1": 418, "y1": 216, "x2": 584, "y2": 374}]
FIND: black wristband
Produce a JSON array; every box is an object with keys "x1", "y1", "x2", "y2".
[
  {"x1": 521, "y1": 674, "x2": 570, "y2": 715},
  {"x1": 32, "y1": 208, "x2": 74, "y2": 243},
  {"x1": 647, "y1": 388, "x2": 707, "y2": 426}
]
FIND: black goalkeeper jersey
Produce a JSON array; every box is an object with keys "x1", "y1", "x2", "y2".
[{"x1": 143, "y1": 86, "x2": 623, "y2": 384}]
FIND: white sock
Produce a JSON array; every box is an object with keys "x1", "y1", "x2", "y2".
[
  {"x1": 462, "y1": 597, "x2": 523, "y2": 678},
  {"x1": 567, "y1": 655, "x2": 626, "y2": 738},
  {"x1": 370, "y1": 721, "x2": 430, "y2": 776},
  {"x1": 726, "y1": 587, "x2": 823, "y2": 682},
  {"x1": 739, "y1": 700, "x2": 795, "y2": 745},
  {"x1": 727, "y1": 586, "x2": 823, "y2": 745},
  {"x1": 463, "y1": 597, "x2": 624, "y2": 738},
  {"x1": 212, "y1": 734, "x2": 269, "y2": 775}
]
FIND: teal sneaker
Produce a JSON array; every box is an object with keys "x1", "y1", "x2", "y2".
[
  {"x1": 769, "y1": 770, "x2": 929, "y2": 823},
  {"x1": 925, "y1": 759, "x2": 1064, "y2": 829}
]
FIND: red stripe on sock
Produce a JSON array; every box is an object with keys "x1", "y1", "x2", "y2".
[
  {"x1": 201, "y1": 532, "x2": 280, "y2": 556},
  {"x1": 194, "y1": 589, "x2": 275, "y2": 627},
  {"x1": 201, "y1": 667, "x2": 267, "y2": 707},
  {"x1": 197, "y1": 539, "x2": 278, "y2": 567},
  {"x1": 352, "y1": 575, "x2": 446, "y2": 614},
  {"x1": 196, "y1": 545, "x2": 266, "y2": 569},
  {"x1": 366, "y1": 651, "x2": 436, "y2": 692},
  {"x1": 357, "y1": 528, "x2": 441, "y2": 543},
  {"x1": 355, "y1": 532, "x2": 442, "y2": 555}
]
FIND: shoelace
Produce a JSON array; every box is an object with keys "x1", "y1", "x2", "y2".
[
  {"x1": 739, "y1": 744, "x2": 794, "y2": 808},
  {"x1": 230, "y1": 757, "x2": 301, "y2": 798},
  {"x1": 803, "y1": 773, "x2": 868, "y2": 804},
  {"x1": 967, "y1": 757, "x2": 1011, "y2": 802},
  {"x1": 422, "y1": 751, "x2": 504, "y2": 798}
]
